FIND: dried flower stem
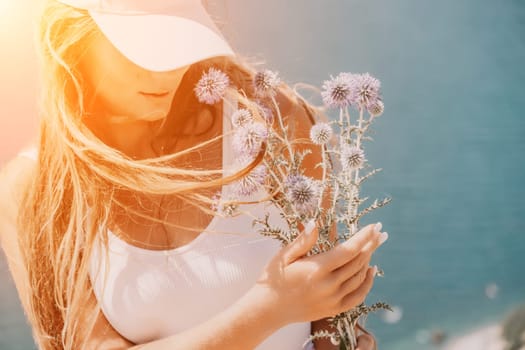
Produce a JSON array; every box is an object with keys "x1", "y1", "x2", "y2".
[
  {"x1": 350, "y1": 107, "x2": 365, "y2": 234},
  {"x1": 270, "y1": 95, "x2": 295, "y2": 163},
  {"x1": 317, "y1": 143, "x2": 329, "y2": 210}
]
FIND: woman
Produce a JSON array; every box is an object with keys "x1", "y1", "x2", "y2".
[{"x1": 0, "y1": 0, "x2": 386, "y2": 349}]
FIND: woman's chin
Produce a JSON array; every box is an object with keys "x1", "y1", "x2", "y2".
[
  {"x1": 139, "y1": 112, "x2": 168, "y2": 122},
  {"x1": 128, "y1": 108, "x2": 170, "y2": 123}
]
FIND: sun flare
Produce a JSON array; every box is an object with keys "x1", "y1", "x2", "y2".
[
  {"x1": 0, "y1": 0, "x2": 12, "y2": 15},
  {"x1": 0, "y1": 0, "x2": 18, "y2": 29}
]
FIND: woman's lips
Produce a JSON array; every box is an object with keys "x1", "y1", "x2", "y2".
[{"x1": 139, "y1": 91, "x2": 170, "y2": 98}]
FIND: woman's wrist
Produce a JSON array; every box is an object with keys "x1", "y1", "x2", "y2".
[{"x1": 243, "y1": 284, "x2": 289, "y2": 331}]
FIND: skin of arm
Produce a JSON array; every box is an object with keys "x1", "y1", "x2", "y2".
[{"x1": 129, "y1": 286, "x2": 284, "y2": 350}]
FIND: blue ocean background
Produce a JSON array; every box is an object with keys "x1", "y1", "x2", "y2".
[{"x1": 1, "y1": 0, "x2": 524, "y2": 349}]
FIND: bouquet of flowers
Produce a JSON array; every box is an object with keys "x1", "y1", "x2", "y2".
[{"x1": 195, "y1": 67, "x2": 392, "y2": 349}]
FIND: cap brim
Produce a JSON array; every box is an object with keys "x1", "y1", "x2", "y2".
[{"x1": 89, "y1": 11, "x2": 235, "y2": 72}]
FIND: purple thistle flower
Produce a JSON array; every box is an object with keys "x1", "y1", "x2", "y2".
[
  {"x1": 367, "y1": 99, "x2": 385, "y2": 117},
  {"x1": 232, "y1": 122, "x2": 268, "y2": 159},
  {"x1": 321, "y1": 73, "x2": 356, "y2": 109},
  {"x1": 340, "y1": 145, "x2": 366, "y2": 170},
  {"x1": 233, "y1": 165, "x2": 267, "y2": 197},
  {"x1": 284, "y1": 174, "x2": 322, "y2": 217},
  {"x1": 352, "y1": 73, "x2": 381, "y2": 108},
  {"x1": 194, "y1": 67, "x2": 230, "y2": 105},
  {"x1": 231, "y1": 108, "x2": 254, "y2": 127},
  {"x1": 309, "y1": 122, "x2": 333, "y2": 145},
  {"x1": 253, "y1": 70, "x2": 281, "y2": 98}
]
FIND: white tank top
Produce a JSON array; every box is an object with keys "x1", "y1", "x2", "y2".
[{"x1": 18, "y1": 95, "x2": 314, "y2": 350}]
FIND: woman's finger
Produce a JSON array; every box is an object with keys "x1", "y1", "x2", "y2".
[
  {"x1": 313, "y1": 223, "x2": 379, "y2": 270},
  {"x1": 332, "y1": 249, "x2": 369, "y2": 286},
  {"x1": 281, "y1": 220, "x2": 319, "y2": 264},
  {"x1": 332, "y1": 228, "x2": 385, "y2": 285},
  {"x1": 361, "y1": 230, "x2": 388, "y2": 256},
  {"x1": 335, "y1": 264, "x2": 370, "y2": 301},
  {"x1": 339, "y1": 266, "x2": 376, "y2": 311}
]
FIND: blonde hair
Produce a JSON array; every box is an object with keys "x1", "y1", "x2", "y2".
[{"x1": 15, "y1": 1, "x2": 327, "y2": 349}]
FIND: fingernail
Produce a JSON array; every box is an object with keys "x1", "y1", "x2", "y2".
[
  {"x1": 304, "y1": 220, "x2": 315, "y2": 235},
  {"x1": 372, "y1": 265, "x2": 378, "y2": 276},
  {"x1": 374, "y1": 222, "x2": 382, "y2": 233},
  {"x1": 379, "y1": 232, "x2": 389, "y2": 244}
]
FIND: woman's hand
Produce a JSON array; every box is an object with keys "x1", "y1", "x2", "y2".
[{"x1": 253, "y1": 221, "x2": 387, "y2": 326}]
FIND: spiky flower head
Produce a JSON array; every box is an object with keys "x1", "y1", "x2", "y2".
[
  {"x1": 367, "y1": 99, "x2": 385, "y2": 117},
  {"x1": 232, "y1": 122, "x2": 268, "y2": 159},
  {"x1": 321, "y1": 73, "x2": 356, "y2": 109},
  {"x1": 309, "y1": 122, "x2": 333, "y2": 145},
  {"x1": 340, "y1": 145, "x2": 366, "y2": 170},
  {"x1": 253, "y1": 69, "x2": 281, "y2": 98},
  {"x1": 352, "y1": 73, "x2": 381, "y2": 108},
  {"x1": 284, "y1": 174, "x2": 322, "y2": 217},
  {"x1": 233, "y1": 165, "x2": 267, "y2": 197},
  {"x1": 194, "y1": 67, "x2": 230, "y2": 104},
  {"x1": 231, "y1": 108, "x2": 254, "y2": 128}
]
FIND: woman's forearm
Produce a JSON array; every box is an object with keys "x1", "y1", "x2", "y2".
[{"x1": 129, "y1": 286, "x2": 283, "y2": 350}]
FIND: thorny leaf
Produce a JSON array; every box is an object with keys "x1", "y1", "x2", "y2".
[{"x1": 347, "y1": 197, "x2": 392, "y2": 225}]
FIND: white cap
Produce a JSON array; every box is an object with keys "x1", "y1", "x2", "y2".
[{"x1": 57, "y1": 0, "x2": 235, "y2": 72}]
